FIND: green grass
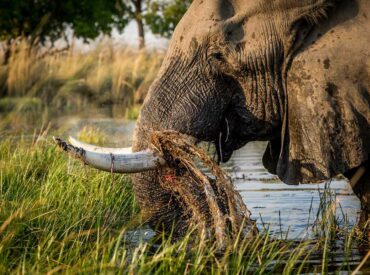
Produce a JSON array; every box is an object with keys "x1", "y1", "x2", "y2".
[
  {"x1": 0, "y1": 130, "x2": 138, "y2": 273},
  {"x1": 0, "y1": 130, "x2": 369, "y2": 274}
]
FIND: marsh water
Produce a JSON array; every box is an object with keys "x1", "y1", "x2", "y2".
[{"x1": 50, "y1": 116, "x2": 362, "y2": 240}]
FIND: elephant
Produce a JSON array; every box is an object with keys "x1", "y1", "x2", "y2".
[{"x1": 55, "y1": 0, "x2": 370, "y2": 237}]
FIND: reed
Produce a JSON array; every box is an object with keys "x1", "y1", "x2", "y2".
[{"x1": 0, "y1": 40, "x2": 164, "y2": 129}]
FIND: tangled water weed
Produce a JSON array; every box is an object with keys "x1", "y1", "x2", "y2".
[
  {"x1": 0, "y1": 129, "x2": 369, "y2": 273},
  {"x1": 150, "y1": 131, "x2": 258, "y2": 248}
]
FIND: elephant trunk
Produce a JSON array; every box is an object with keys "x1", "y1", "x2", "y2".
[{"x1": 131, "y1": 120, "x2": 190, "y2": 237}]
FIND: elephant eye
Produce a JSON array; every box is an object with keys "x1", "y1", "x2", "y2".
[{"x1": 211, "y1": 52, "x2": 225, "y2": 62}]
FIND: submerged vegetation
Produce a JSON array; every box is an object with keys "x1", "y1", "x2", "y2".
[
  {"x1": 0, "y1": 40, "x2": 164, "y2": 132},
  {"x1": 0, "y1": 128, "x2": 369, "y2": 273}
]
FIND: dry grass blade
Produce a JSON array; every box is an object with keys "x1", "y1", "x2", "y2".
[
  {"x1": 351, "y1": 250, "x2": 370, "y2": 275},
  {"x1": 0, "y1": 208, "x2": 22, "y2": 235}
]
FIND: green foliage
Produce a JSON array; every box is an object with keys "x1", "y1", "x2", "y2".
[
  {"x1": 145, "y1": 0, "x2": 192, "y2": 38},
  {"x1": 0, "y1": 0, "x2": 192, "y2": 52},
  {"x1": 0, "y1": 0, "x2": 130, "y2": 44}
]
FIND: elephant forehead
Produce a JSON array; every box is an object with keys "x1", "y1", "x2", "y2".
[
  {"x1": 184, "y1": 0, "x2": 235, "y2": 22},
  {"x1": 167, "y1": 0, "x2": 297, "y2": 56},
  {"x1": 170, "y1": 0, "x2": 263, "y2": 53},
  {"x1": 169, "y1": 0, "x2": 237, "y2": 51}
]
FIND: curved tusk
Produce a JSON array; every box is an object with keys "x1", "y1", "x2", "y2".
[
  {"x1": 53, "y1": 136, "x2": 166, "y2": 173},
  {"x1": 69, "y1": 136, "x2": 132, "y2": 154}
]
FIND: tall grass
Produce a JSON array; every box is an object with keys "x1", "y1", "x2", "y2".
[
  {"x1": 0, "y1": 129, "x2": 369, "y2": 273},
  {"x1": 0, "y1": 128, "x2": 138, "y2": 273},
  {"x1": 0, "y1": 40, "x2": 164, "y2": 131}
]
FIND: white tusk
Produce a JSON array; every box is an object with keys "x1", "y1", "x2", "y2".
[
  {"x1": 68, "y1": 136, "x2": 132, "y2": 154},
  {"x1": 53, "y1": 136, "x2": 166, "y2": 173}
]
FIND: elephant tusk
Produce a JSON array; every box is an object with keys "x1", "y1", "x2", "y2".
[
  {"x1": 53, "y1": 136, "x2": 166, "y2": 173},
  {"x1": 68, "y1": 136, "x2": 132, "y2": 154}
]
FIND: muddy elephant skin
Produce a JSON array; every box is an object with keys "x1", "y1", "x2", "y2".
[{"x1": 131, "y1": 0, "x2": 370, "y2": 233}]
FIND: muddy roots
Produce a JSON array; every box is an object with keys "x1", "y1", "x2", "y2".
[{"x1": 150, "y1": 131, "x2": 257, "y2": 249}]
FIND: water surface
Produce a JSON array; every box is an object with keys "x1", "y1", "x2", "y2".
[{"x1": 223, "y1": 142, "x2": 360, "y2": 239}]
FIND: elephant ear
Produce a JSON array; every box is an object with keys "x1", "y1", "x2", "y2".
[
  {"x1": 264, "y1": 75, "x2": 370, "y2": 184},
  {"x1": 263, "y1": 1, "x2": 370, "y2": 184},
  {"x1": 271, "y1": 83, "x2": 370, "y2": 184}
]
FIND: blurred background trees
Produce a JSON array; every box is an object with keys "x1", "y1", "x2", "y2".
[
  {"x1": 0, "y1": 0, "x2": 192, "y2": 60},
  {"x1": 145, "y1": 0, "x2": 191, "y2": 39},
  {"x1": 0, "y1": 0, "x2": 192, "y2": 127},
  {"x1": 0, "y1": 0, "x2": 130, "y2": 43},
  {"x1": 0, "y1": 0, "x2": 129, "y2": 63},
  {"x1": 130, "y1": 0, "x2": 192, "y2": 48}
]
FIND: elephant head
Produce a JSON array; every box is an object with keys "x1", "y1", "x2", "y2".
[{"x1": 57, "y1": 0, "x2": 370, "y2": 235}]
